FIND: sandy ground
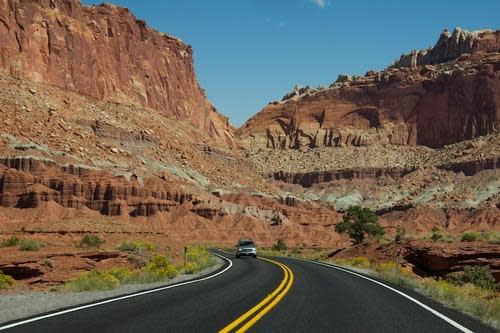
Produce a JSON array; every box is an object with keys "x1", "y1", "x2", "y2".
[{"x1": 0, "y1": 257, "x2": 224, "y2": 325}]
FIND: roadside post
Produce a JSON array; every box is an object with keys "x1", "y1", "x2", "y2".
[
  {"x1": 184, "y1": 246, "x2": 187, "y2": 268},
  {"x1": 395, "y1": 249, "x2": 401, "y2": 284}
]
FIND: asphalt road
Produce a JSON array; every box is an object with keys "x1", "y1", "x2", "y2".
[{"x1": 0, "y1": 251, "x2": 496, "y2": 333}]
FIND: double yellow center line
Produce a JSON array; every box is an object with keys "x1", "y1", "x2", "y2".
[{"x1": 219, "y1": 257, "x2": 294, "y2": 333}]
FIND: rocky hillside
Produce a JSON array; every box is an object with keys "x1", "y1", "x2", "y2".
[
  {"x1": 0, "y1": 0, "x2": 233, "y2": 144},
  {"x1": 239, "y1": 28, "x2": 499, "y2": 149},
  {"x1": 238, "y1": 28, "x2": 499, "y2": 227},
  {"x1": 0, "y1": 70, "x2": 343, "y2": 247},
  {"x1": 0, "y1": 0, "x2": 498, "y2": 259}
]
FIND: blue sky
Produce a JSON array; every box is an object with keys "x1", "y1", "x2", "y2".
[{"x1": 83, "y1": 0, "x2": 499, "y2": 126}]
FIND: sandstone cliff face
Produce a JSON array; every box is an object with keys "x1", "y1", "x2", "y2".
[
  {"x1": 239, "y1": 29, "x2": 499, "y2": 149},
  {"x1": 0, "y1": 0, "x2": 233, "y2": 144}
]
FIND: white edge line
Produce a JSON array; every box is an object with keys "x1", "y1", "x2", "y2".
[
  {"x1": 0, "y1": 252, "x2": 233, "y2": 331},
  {"x1": 286, "y1": 257, "x2": 474, "y2": 333}
]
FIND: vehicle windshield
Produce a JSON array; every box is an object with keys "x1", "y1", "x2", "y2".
[{"x1": 239, "y1": 241, "x2": 254, "y2": 247}]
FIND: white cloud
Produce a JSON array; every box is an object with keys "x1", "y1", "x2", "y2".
[{"x1": 311, "y1": 0, "x2": 327, "y2": 7}]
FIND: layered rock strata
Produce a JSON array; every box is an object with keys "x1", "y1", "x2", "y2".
[
  {"x1": 0, "y1": 157, "x2": 187, "y2": 216},
  {"x1": 270, "y1": 167, "x2": 414, "y2": 188}
]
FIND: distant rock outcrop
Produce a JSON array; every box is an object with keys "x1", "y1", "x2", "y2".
[
  {"x1": 270, "y1": 167, "x2": 414, "y2": 188},
  {"x1": 0, "y1": 0, "x2": 233, "y2": 144},
  {"x1": 392, "y1": 28, "x2": 500, "y2": 68},
  {"x1": 239, "y1": 28, "x2": 499, "y2": 149}
]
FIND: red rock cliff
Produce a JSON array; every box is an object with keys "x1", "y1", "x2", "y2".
[
  {"x1": 239, "y1": 29, "x2": 499, "y2": 149},
  {"x1": 0, "y1": 0, "x2": 233, "y2": 144}
]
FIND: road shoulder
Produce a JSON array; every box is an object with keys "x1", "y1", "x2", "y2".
[{"x1": 0, "y1": 257, "x2": 224, "y2": 325}]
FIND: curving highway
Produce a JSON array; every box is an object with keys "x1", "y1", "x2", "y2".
[{"x1": 0, "y1": 251, "x2": 495, "y2": 333}]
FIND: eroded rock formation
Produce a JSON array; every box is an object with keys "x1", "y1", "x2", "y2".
[
  {"x1": 0, "y1": 0, "x2": 233, "y2": 144},
  {"x1": 403, "y1": 240, "x2": 500, "y2": 281},
  {"x1": 0, "y1": 157, "x2": 187, "y2": 216},
  {"x1": 239, "y1": 29, "x2": 499, "y2": 149},
  {"x1": 393, "y1": 28, "x2": 500, "y2": 67}
]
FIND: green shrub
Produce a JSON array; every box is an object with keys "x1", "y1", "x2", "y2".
[
  {"x1": 461, "y1": 231, "x2": 480, "y2": 242},
  {"x1": 487, "y1": 232, "x2": 500, "y2": 245},
  {"x1": 0, "y1": 272, "x2": 15, "y2": 289},
  {"x1": 429, "y1": 227, "x2": 443, "y2": 242},
  {"x1": 186, "y1": 246, "x2": 215, "y2": 272},
  {"x1": 19, "y1": 239, "x2": 40, "y2": 251},
  {"x1": 118, "y1": 240, "x2": 155, "y2": 254},
  {"x1": 463, "y1": 265, "x2": 499, "y2": 291},
  {"x1": 447, "y1": 266, "x2": 499, "y2": 292},
  {"x1": 1, "y1": 236, "x2": 21, "y2": 247},
  {"x1": 395, "y1": 226, "x2": 406, "y2": 242},
  {"x1": 79, "y1": 234, "x2": 105, "y2": 248},
  {"x1": 446, "y1": 271, "x2": 466, "y2": 286},
  {"x1": 66, "y1": 270, "x2": 120, "y2": 292},
  {"x1": 273, "y1": 239, "x2": 287, "y2": 251},
  {"x1": 335, "y1": 206, "x2": 384, "y2": 244}
]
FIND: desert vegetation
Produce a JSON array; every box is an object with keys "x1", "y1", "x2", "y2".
[
  {"x1": 460, "y1": 231, "x2": 481, "y2": 242},
  {"x1": 184, "y1": 246, "x2": 216, "y2": 274},
  {"x1": 335, "y1": 206, "x2": 385, "y2": 244},
  {"x1": 0, "y1": 271, "x2": 15, "y2": 289},
  {"x1": 65, "y1": 254, "x2": 178, "y2": 292},
  {"x1": 0, "y1": 236, "x2": 20, "y2": 247},
  {"x1": 118, "y1": 240, "x2": 156, "y2": 255},
  {"x1": 273, "y1": 239, "x2": 288, "y2": 251},
  {"x1": 79, "y1": 234, "x2": 105, "y2": 248},
  {"x1": 64, "y1": 246, "x2": 216, "y2": 292},
  {"x1": 326, "y1": 257, "x2": 500, "y2": 329},
  {"x1": 18, "y1": 239, "x2": 41, "y2": 251}
]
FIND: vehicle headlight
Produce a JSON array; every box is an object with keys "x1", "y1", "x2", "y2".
[{"x1": 238, "y1": 248, "x2": 242, "y2": 251}]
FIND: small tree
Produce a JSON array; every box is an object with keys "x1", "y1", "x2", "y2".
[
  {"x1": 335, "y1": 206, "x2": 384, "y2": 244},
  {"x1": 273, "y1": 239, "x2": 287, "y2": 251}
]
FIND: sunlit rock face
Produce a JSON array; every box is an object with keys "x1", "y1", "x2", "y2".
[
  {"x1": 239, "y1": 29, "x2": 499, "y2": 149},
  {"x1": 0, "y1": 0, "x2": 233, "y2": 144}
]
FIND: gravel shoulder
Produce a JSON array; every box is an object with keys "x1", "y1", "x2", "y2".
[{"x1": 0, "y1": 257, "x2": 224, "y2": 325}]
